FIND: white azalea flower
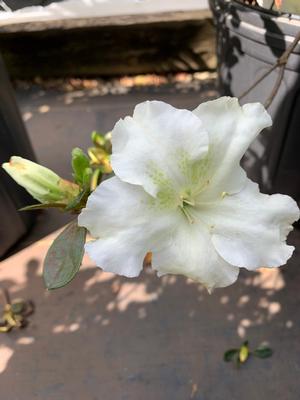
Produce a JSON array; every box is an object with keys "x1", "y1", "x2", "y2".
[{"x1": 78, "y1": 97, "x2": 299, "y2": 291}]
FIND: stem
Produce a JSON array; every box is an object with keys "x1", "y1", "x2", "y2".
[
  {"x1": 1, "y1": 288, "x2": 11, "y2": 305},
  {"x1": 238, "y1": 65, "x2": 277, "y2": 100},
  {"x1": 264, "y1": 63, "x2": 285, "y2": 109}
]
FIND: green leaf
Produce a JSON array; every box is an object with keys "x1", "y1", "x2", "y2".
[
  {"x1": 239, "y1": 342, "x2": 249, "y2": 363},
  {"x1": 19, "y1": 203, "x2": 66, "y2": 211},
  {"x1": 43, "y1": 220, "x2": 87, "y2": 290},
  {"x1": 82, "y1": 167, "x2": 93, "y2": 188},
  {"x1": 224, "y1": 349, "x2": 239, "y2": 362},
  {"x1": 71, "y1": 148, "x2": 90, "y2": 185},
  {"x1": 253, "y1": 346, "x2": 273, "y2": 359}
]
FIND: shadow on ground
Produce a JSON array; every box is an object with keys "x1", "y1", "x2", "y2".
[{"x1": 0, "y1": 228, "x2": 300, "y2": 399}]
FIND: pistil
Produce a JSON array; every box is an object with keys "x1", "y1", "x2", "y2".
[{"x1": 180, "y1": 205, "x2": 195, "y2": 224}]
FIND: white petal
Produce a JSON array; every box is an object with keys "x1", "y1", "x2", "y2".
[
  {"x1": 193, "y1": 97, "x2": 272, "y2": 199},
  {"x1": 111, "y1": 100, "x2": 209, "y2": 197},
  {"x1": 84, "y1": 232, "x2": 145, "y2": 277},
  {"x1": 78, "y1": 177, "x2": 175, "y2": 277},
  {"x1": 198, "y1": 180, "x2": 299, "y2": 270},
  {"x1": 78, "y1": 176, "x2": 148, "y2": 238},
  {"x1": 152, "y1": 222, "x2": 239, "y2": 291}
]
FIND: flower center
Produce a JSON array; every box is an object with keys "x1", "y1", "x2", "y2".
[{"x1": 179, "y1": 191, "x2": 196, "y2": 224}]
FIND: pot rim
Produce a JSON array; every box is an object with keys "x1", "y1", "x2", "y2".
[{"x1": 210, "y1": 0, "x2": 300, "y2": 22}]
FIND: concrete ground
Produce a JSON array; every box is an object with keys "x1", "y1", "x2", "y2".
[{"x1": 1, "y1": 77, "x2": 300, "y2": 399}]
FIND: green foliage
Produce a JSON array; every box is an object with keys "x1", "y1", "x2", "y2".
[
  {"x1": 224, "y1": 340, "x2": 272, "y2": 367},
  {"x1": 4, "y1": 130, "x2": 113, "y2": 291},
  {"x1": 71, "y1": 134, "x2": 112, "y2": 197},
  {"x1": 253, "y1": 346, "x2": 273, "y2": 359},
  {"x1": 42, "y1": 133, "x2": 112, "y2": 289},
  {"x1": 82, "y1": 167, "x2": 93, "y2": 188},
  {"x1": 43, "y1": 220, "x2": 87, "y2": 290},
  {"x1": 224, "y1": 348, "x2": 239, "y2": 362},
  {"x1": 71, "y1": 148, "x2": 90, "y2": 185}
]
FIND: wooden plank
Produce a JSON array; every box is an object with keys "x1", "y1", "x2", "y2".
[
  {"x1": 0, "y1": 10, "x2": 211, "y2": 33},
  {"x1": 0, "y1": 17, "x2": 216, "y2": 79}
]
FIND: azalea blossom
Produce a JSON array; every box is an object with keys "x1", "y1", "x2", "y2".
[{"x1": 78, "y1": 97, "x2": 299, "y2": 291}]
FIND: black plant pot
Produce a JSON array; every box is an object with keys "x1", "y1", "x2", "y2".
[
  {"x1": 0, "y1": 1, "x2": 63, "y2": 11},
  {"x1": 0, "y1": 55, "x2": 36, "y2": 258},
  {"x1": 209, "y1": 0, "x2": 300, "y2": 203}
]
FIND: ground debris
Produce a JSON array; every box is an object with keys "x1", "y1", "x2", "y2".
[
  {"x1": 14, "y1": 72, "x2": 217, "y2": 96},
  {"x1": 0, "y1": 288, "x2": 34, "y2": 333}
]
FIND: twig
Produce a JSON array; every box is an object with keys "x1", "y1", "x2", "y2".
[
  {"x1": 1, "y1": 288, "x2": 11, "y2": 305},
  {"x1": 270, "y1": 0, "x2": 275, "y2": 11},
  {"x1": 238, "y1": 64, "x2": 277, "y2": 100},
  {"x1": 238, "y1": 30, "x2": 300, "y2": 108},
  {"x1": 264, "y1": 61, "x2": 285, "y2": 108}
]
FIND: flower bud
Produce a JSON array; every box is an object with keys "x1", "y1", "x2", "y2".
[{"x1": 2, "y1": 156, "x2": 79, "y2": 204}]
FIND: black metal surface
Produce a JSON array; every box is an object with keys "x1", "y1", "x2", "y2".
[
  {"x1": 0, "y1": 0, "x2": 63, "y2": 11},
  {"x1": 209, "y1": 0, "x2": 300, "y2": 202},
  {"x1": 0, "y1": 55, "x2": 36, "y2": 257}
]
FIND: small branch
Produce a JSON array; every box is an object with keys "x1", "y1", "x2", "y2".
[
  {"x1": 238, "y1": 30, "x2": 300, "y2": 108},
  {"x1": 1, "y1": 288, "x2": 11, "y2": 305},
  {"x1": 270, "y1": 0, "x2": 275, "y2": 11},
  {"x1": 238, "y1": 64, "x2": 277, "y2": 100},
  {"x1": 264, "y1": 63, "x2": 285, "y2": 109}
]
